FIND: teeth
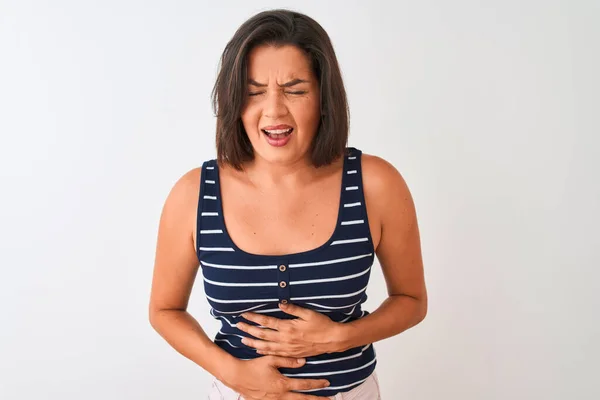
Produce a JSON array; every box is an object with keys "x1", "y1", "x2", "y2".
[{"x1": 264, "y1": 128, "x2": 292, "y2": 134}]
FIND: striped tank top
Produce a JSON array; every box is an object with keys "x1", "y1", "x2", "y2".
[{"x1": 195, "y1": 147, "x2": 377, "y2": 396}]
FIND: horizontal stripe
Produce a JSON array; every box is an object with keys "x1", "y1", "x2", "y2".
[
  {"x1": 291, "y1": 285, "x2": 368, "y2": 301},
  {"x1": 339, "y1": 315, "x2": 352, "y2": 323},
  {"x1": 347, "y1": 170, "x2": 357, "y2": 174},
  {"x1": 210, "y1": 310, "x2": 237, "y2": 327},
  {"x1": 306, "y1": 344, "x2": 371, "y2": 365},
  {"x1": 215, "y1": 338, "x2": 242, "y2": 348},
  {"x1": 206, "y1": 294, "x2": 279, "y2": 304},
  {"x1": 206, "y1": 180, "x2": 216, "y2": 184},
  {"x1": 285, "y1": 357, "x2": 376, "y2": 378},
  {"x1": 290, "y1": 267, "x2": 370, "y2": 285},
  {"x1": 341, "y1": 219, "x2": 364, "y2": 225},
  {"x1": 218, "y1": 330, "x2": 245, "y2": 340},
  {"x1": 331, "y1": 237, "x2": 368, "y2": 245},
  {"x1": 343, "y1": 202, "x2": 361, "y2": 208},
  {"x1": 343, "y1": 305, "x2": 358, "y2": 315},
  {"x1": 254, "y1": 308, "x2": 332, "y2": 314},
  {"x1": 201, "y1": 261, "x2": 277, "y2": 270},
  {"x1": 305, "y1": 353, "x2": 362, "y2": 365},
  {"x1": 206, "y1": 166, "x2": 215, "y2": 170},
  {"x1": 253, "y1": 308, "x2": 285, "y2": 314},
  {"x1": 204, "y1": 277, "x2": 278, "y2": 287},
  {"x1": 218, "y1": 318, "x2": 237, "y2": 328},
  {"x1": 203, "y1": 195, "x2": 217, "y2": 200},
  {"x1": 345, "y1": 186, "x2": 358, "y2": 191},
  {"x1": 201, "y1": 212, "x2": 219, "y2": 216},
  {"x1": 205, "y1": 267, "x2": 369, "y2": 288},
  {"x1": 211, "y1": 303, "x2": 270, "y2": 314},
  {"x1": 199, "y1": 247, "x2": 234, "y2": 252},
  {"x1": 348, "y1": 156, "x2": 357, "y2": 160},
  {"x1": 289, "y1": 253, "x2": 372, "y2": 268},
  {"x1": 200, "y1": 229, "x2": 223, "y2": 234},
  {"x1": 305, "y1": 298, "x2": 363, "y2": 310}
]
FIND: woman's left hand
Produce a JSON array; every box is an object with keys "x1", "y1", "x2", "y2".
[{"x1": 236, "y1": 303, "x2": 345, "y2": 358}]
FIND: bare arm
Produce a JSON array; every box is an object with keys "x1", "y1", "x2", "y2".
[
  {"x1": 148, "y1": 168, "x2": 237, "y2": 382},
  {"x1": 333, "y1": 154, "x2": 428, "y2": 350}
]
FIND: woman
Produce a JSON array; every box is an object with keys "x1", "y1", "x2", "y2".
[{"x1": 149, "y1": 9, "x2": 427, "y2": 400}]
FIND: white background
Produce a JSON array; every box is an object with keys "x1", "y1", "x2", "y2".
[{"x1": 1, "y1": 1, "x2": 598, "y2": 399}]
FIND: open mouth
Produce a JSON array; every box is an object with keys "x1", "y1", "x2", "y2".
[{"x1": 261, "y1": 127, "x2": 293, "y2": 139}]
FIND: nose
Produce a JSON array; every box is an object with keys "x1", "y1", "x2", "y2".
[{"x1": 263, "y1": 91, "x2": 288, "y2": 119}]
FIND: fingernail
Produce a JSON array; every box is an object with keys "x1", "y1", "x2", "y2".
[
  {"x1": 297, "y1": 358, "x2": 305, "y2": 364},
  {"x1": 325, "y1": 381, "x2": 330, "y2": 387}
]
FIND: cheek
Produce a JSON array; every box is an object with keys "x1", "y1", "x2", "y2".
[
  {"x1": 241, "y1": 106, "x2": 260, "y2": 133},
  {"x1": 294, "y1": 103, "x2": 320, "y2": 134}
]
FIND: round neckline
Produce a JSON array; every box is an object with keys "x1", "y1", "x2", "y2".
[{"x1": 213, "y1": 150, "x2": 350, "y2": 260}]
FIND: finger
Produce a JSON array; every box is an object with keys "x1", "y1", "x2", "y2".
[
  {"x1": 257, "y1": 350, "x2": 291, "y2": 357},
  {"x1": 267, "y1": 355, "x2": 307, "y2": 369},
  {"x1": 278, "y1": 302, "x2": 311, "y2": 320},
  {"x1": 285, "y1": 377, "x2": 330, "y2": 392},
  {"x1": 241, "y1": 337, "x2": 277, "y2": 352},
  {"x1": 237, "y1": 322, "x2": 280, "y2": 342},
  {"x1": 241, "y1": 312, "x2": 282, "y2": 331},
  {"x1": 258, "y1": 350, "x2": 297, "y2": 359}
]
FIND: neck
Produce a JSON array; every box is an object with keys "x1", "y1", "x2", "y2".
[{"x1": 242, "y1": 153, "x2": 317, "y2": 190}]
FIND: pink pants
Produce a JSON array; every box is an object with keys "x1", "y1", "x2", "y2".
[{"x1": 207, "y1": 372, "x2": 381, "y2": 399}]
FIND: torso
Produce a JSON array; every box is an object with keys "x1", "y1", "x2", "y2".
[
  {"x1": 191, "y1": 148, "x2": 383, "y2": 396},
  {"x1": 191, "y1": 154, "x2": 381, "y2": 255}
]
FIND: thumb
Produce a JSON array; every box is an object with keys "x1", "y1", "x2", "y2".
[{"x1": 268, "y1": 356, "x2": 306, "y2": 369}]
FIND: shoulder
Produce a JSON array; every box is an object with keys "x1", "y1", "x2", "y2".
[
  {"x1": 360, "y1": 152, "x2": 417, "y2": 224},
  {"x1": 361, "y1": 153, "x2": 412, "y2": 200},
  {"x1": 159, "y1": 166, "x2": 203, "y2": 223},
  {"x1": 166, "y1": 167, "x2": 202, "y2": 204}
]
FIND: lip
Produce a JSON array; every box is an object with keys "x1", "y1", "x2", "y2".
[
  {"x1": 262, "y1": 124, "x2": 293, "y2": 130},
  {"x1": 264, "y1": 130, "x2": 292, "y2": 147}
]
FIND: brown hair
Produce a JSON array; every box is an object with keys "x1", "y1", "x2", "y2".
[{"x1": 211, "y1": 9, "x2": 349, "y2": 170}]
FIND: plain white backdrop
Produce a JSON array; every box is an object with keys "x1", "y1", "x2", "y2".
[{"x1": 1, "y1": 1, "x2": 598, "y2": 399}]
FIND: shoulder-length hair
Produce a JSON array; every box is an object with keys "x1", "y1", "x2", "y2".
[{"x1": 211, "y1": 9, "x2": 349, "y2": 170}]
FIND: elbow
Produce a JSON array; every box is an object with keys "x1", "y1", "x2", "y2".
[
  {"x1": 416, "y1": 296, "x2": 428, "y2": 324},
  {"x1": 148, "y1": 305, "x2": 163, "y2": 329},
  {"x1": 148, "y1": 306, "x2": 186, "y2": 329},
  {"x1": 148, "y1": 308, "x2": 158, "y2": 329},
  {"x1": 418, "y1": 305, "x2": 427, "y2": 324}
]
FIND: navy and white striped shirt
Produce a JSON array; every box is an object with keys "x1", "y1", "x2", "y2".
[{"x1": 195, "y1": 147, "x2": 377, "y2": 396}]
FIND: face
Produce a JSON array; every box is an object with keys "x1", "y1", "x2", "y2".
[{"x1": 241, "y1": 44, "x2": 321, "y2": 165}]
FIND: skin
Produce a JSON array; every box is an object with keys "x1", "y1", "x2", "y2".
[{"x1": 148, "y1": 44, "x2": 427, "y2": 400}]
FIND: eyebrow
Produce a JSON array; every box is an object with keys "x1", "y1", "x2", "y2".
[{"x1": 248, "y1": 78, "x2": 309, "y2": 88}]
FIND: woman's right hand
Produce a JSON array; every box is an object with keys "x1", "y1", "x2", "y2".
[{"x1": 222, "y1": 356, "x2": 330, "y2": 399}]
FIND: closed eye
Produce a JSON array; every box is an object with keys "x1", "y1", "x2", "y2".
[{"x1": 248, "y1": 90, "x2": 307, "y2": 97}]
